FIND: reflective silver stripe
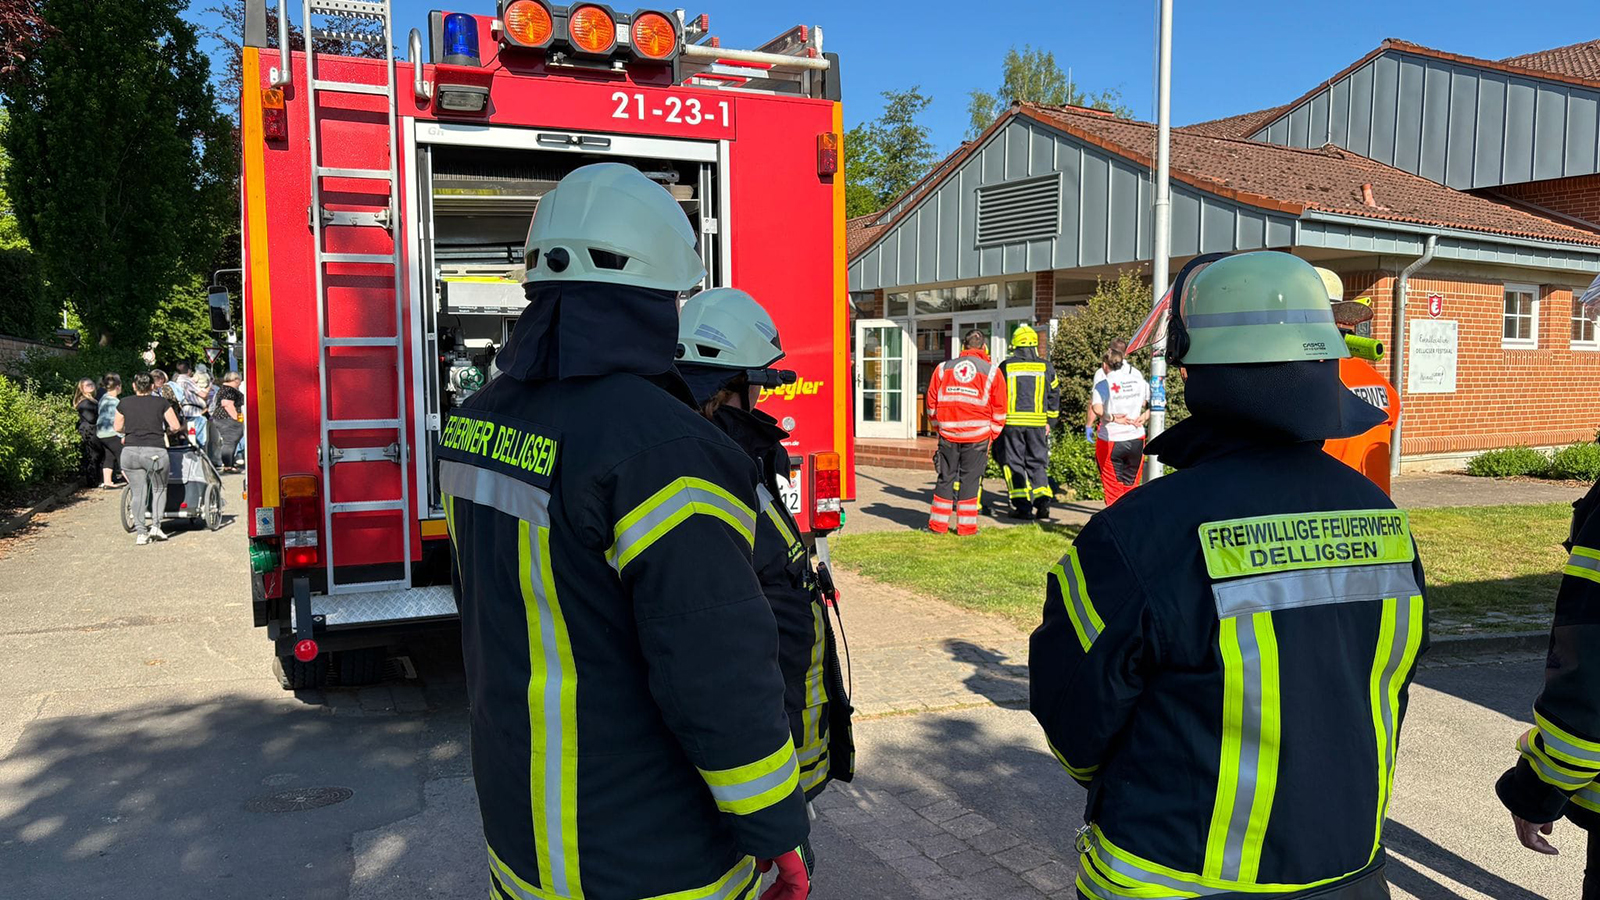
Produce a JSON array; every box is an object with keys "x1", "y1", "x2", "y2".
[
  {"x1": 440, "y1": 459, "x2": 551, "y2": 526},
  {"x1": 755, "y1": 484, "x2": 776, "y2": 509},
  {"x1": 1086, "y1": 831, "x2": 1228, "y2": 896},
  {"x1": 705, "y1": 753, "x2": 799, "y2": 805},
  {"x1": 1185, "y1": 307, "x2": 1336, "y2": 329},
  {"x1": 1220, "y1": 619, "x2": 1264, "y2": 881},
  {"x1": 1568, "y1": 552, "x2": 1600, "y2": 574},
  {"x1": 1376, "y1": 596, "x2": 1417, "y2": 776},
  {"x1": 1211, "y1": 562, "x2": 1420, "y2": 619},
  {"x1": 526, "y1": 525, "x2": 571, "y2": 892},
  {"x1": 1058, "y1": 560, "x2": 1101, "y2": 647},
  {"x1": 608, "y1": 482, "x2": 757, "y2": 571},
  {"x1": 1536, "y1": 718, "x2": 1600, "y2": 767}
]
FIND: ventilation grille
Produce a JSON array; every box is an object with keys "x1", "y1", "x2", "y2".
[{"x1": 975, "y1": 174, "x2": 1062, "y2": 246}]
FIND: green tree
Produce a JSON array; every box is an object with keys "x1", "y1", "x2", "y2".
[
  {"x1": 149, "y1": 274, "x2": 215, "y2": 366},
  {"x1": 1050, "y1": 270, "x2": 1186, "y2": 429},
  {"x1": 967, "y1": 45, "x2": 1131, "y2": 138},
  {"x1": 0, "y1": 111, "x2": 52, "y2": 339},
  {"x1": 3, "y1": 0, "x2": 236, "y2": 350},
  {"x1": 844, "y1": 86, "x2": 937, "y2": 219}
]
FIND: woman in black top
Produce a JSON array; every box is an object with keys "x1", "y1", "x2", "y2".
[
  {"x1": 113, "y1": 373, "x2": 181, "y2": 544},
  {"x1": 71, "y1": 378, "x2": 101, "y2": 487},
  {"x1": 209, "y1": 371, "x2": 245, "y2": 472}
]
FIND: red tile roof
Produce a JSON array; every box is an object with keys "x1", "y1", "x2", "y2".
[
  {"x1": 847, "y1": 103, "x2": 1600, "y2": 261},
  {"x1": 1503, "y1": 39, "x2": 1600, "y2": 81},
  {"x1": 1182, "y1": 105, "x2": 1288, "y2": 140},
  {"x1": 1029, "y1": 104, "x2": 1600, "y2": 247}
]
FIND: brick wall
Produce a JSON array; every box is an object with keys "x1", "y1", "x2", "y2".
[
  {"x1": 0, "y1": 334, "x2": 72, "y2": 369},
  {"x1": 1490, "y1": 174, "x2": 1600, "y2": 227},
  {"x1": 1034, "y1": 270, "x2": 1055, "y2": 324},
  {"x1": 1355, "y1": 270, "x2": 1600, "y2": 456}
]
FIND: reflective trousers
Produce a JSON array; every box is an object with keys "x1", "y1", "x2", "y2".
[
  {"x1": 930, "y1": 438, "x2": 988, "y2": 535},
  {"x1": 997, "y1": 426, "x2": 1051, "y2": 515},
  {"x1": 1095, "y1": 437, "x2": 1144, "y2": 507}
]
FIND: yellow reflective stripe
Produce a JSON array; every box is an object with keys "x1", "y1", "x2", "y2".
[
  {"x1": 1198, "y1": 510, "x2": 1413, "y2": 580},
  {"x1": 798, "y1": 598, "x2": 830, "y2": 792},
  {"x1": 518, "y1": 522, "x2": 583, "y2": 898},
  {"x1": 1564, "y1": 547, "x2": 1600, "y2": 585},
  {"x1": 1046, "y1": 737, "x2": 1098, "y2": 781},
  {"x1": 1368, "y1": 595, "x2": 1424, "y2": 857},
  {"x1": 1077, "y1": 856, "x2": 1195, "y2": 899},
  {"x1": 1052, "y1": 549, "x2": 1105, "y2": 652},
  {"x1": 699, "y1": 740, "x2": 800, "y2": 815},
  {"x1": 1239, "y1": 613, "x2": 1281, "y2": 883},
  {"x1": 491, "y1": 847, "x2": 756, "y2": 900},
  {"x1": 1205, "y1": 617, "x2": 1246, "y2": 880},
  {"x1": 1521, "y1": 730, "x2": 1596, "y2": 789},
  {"x1": 1533, "y1": 710, "x2": 1600, "y2": 768},
  {"x1": 609, "y1": 477, "x2": 756, "y2": 572},
  {"x1": 762, "y1": 501, "x2": 800, "y2": 552},
  {"x1": 1573, "y1": 781, "x2": 1600, "y2": 814},
  {"x1": 1087, "y1": 824, "x2": 1362, "y2": 895}
]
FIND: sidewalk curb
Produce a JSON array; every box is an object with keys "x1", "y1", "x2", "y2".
[
  {"x1": 0, "y1": 481, "x2": 86, "y2": 538},
  {"x1": 1430, "y1": 630, "x2": 1547, "y2": 657}
]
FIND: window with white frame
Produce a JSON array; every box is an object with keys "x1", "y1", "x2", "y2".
[
  {"x1": 1503, "y1": 284, "x2": 1539, "y2": 348},
  {"x1": 1573, "y1": 293, "x2": 1598, "y2": 348}
]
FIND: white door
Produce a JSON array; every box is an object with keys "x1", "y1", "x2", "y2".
[
  {"x1": 855, "y1": 318, "x2": 914, "y2": 440},
  {"x1": 952, "y1": 314, "x2": 1002, "y2": 361}
]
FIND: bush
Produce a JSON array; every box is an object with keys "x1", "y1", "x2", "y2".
[
  {"x1": 1465, "y1": 446, "x2": 1550, "y2": 478},
  {"x1": 4, "y1": 344, "x2": 146, "y2": 397},
  {"x1": 1049, "y1": 270, "x2": 1187, "y2": 431},
  {"x1": 1049, "y1": 434, "x2": 1103, "y2": 501},
  {"x1": 0, "y1": 374, "x2": 80, "y2": 501},
  {"x1": 1547, "y1": 443, "x2": 1600, "y2": 482}
]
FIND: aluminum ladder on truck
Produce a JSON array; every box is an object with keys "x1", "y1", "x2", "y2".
[{"x1": 299, "y1": 0, "x2": 412, "y2": 597}]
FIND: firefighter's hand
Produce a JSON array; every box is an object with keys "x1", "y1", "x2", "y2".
[
  {"x1": 1511, "y1": 814, "x2": 1559, "y2": 855},
  {"x1": 757, "y1": 849, "x2": 810, "y2": 900}
]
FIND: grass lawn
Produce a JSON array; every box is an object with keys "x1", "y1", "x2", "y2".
[{"x1": 831, "y1": 504, "x2": 1572, "y2": 633}]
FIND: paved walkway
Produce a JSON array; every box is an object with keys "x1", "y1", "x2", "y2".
[{"x1": 847, "y1": 465, "x2": 1589, "y2": 535}]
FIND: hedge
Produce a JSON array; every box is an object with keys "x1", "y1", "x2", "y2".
[
  {"x1": 1465, "y1": 443, "x2": 1600, "y2": 482},
  {"x1": 0, "y1": 374, "x2": 80, "y2": 502},
  {"x1": 1547, "y1": 443, "x2": 1600, "y2": 482}
]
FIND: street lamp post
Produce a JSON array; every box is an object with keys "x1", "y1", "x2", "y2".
[{"x1": 1146, "y1": 0, "x2": 1174, "y2": 481}]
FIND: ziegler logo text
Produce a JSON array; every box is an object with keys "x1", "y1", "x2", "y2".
[{"x1": 762, "y1": 379, "x2": 824, "y2": 401}]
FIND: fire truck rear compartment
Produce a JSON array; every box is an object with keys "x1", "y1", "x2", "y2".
[{"x1": 419, "y1": 141, "x2": 721, "y2": 513}]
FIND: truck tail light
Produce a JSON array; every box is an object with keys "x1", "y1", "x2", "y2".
[
  {"x1": 817, "y1": 131, "x2": 839, "y2": 176},
  {"x1": 280, "y1": 475, "x2": 322, "y2": 570},
  {"x1": 568, "y1": 4, "x2": 617, "y2": 55},
  {"x1": 261, "y1": 88, "x2": 287, "y2": 142},
  {"x1": 811, "y1": 451, "x2": 842, "y2": 533},
  {"x1": 503, "y1": 0, "x2": 555, "y2": 48},
  {"x1": 629, "y1": 10, "x2": 677, "y2": 60}
]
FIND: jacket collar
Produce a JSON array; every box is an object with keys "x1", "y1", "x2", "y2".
[
  {"x1": 959, "y1": 347, "x2": 991, "y2": 362},
  {"x1": 1145, "y1": 413, "x2": 1313, "y2": 469}
]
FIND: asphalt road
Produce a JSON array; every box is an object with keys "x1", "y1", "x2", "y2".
[{"x1": 0, "y1": 479, "x2": 1588, "y2": 899}]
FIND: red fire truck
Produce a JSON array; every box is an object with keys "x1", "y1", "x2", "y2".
[{"x1": 239, "y1": 0, "x2": 853, "y2": 688}]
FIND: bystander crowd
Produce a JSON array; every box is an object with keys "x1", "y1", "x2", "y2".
[{"x1": 94, "y1": 374, "x2": 124, "y2": 489}]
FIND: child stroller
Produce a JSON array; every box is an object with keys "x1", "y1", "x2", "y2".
[{"x1": 121, "y1": 432, "x2": 225, "y2": 533}]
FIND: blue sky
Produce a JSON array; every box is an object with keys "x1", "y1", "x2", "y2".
[{"x1": 194, "y1": 1, "x2": 1599, "y2": 154}]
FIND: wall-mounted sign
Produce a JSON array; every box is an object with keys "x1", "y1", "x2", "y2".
[
  {"x1": 1427, "y1": 294, "x2": 1443, "y2": 318},
  {"x1": 1408, "y1": 319, "x2": 1457, "y2": 394}
]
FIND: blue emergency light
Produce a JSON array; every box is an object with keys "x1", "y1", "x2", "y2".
[{"x1": 442, "y1": 12, "x2": 482, "y2": 66}]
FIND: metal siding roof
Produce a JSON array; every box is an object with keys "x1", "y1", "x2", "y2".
[{"x1": 1252, "y1": 47, "x2": 1600, "y2": 189}]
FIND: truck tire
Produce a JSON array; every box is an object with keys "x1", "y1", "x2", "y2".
[
  {"x1": 333, "y1": 647, "x2": 387, "y2": 686},
  {"x1": 274, "y1": 653, "x2": 327, "y2": 690}
]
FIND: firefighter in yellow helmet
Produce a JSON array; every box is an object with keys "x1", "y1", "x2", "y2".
[
  {"x1": 445, "y1": 164, "x2": 809, "y2": 900},
  {"x1": 995, "y1": 323, "x2": 1060, "y2": 519},
  {"x1": 1031, "y1": 251, "x2": 1428, "y2": 900}
]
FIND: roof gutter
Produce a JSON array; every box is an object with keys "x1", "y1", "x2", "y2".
[
  {"x1": 1301, "y1": 210, "x2": 1600, "y2": 260},
  {"x1": 1390, "y1": 235, "x2": 1437, "y2": 481}
]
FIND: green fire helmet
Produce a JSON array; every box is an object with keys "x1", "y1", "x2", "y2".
[
  {"x1": 1174, "y1": 252, "x2": 1349, "y2": 364},
  {"x1": 677, "y1": 287, "x2": 785, "y2": 371},
  {"x1": 1011, "y1": 323, "x2": 1039, "y2": 348},
  {"x1": 523, "y1": 163, "x2": 706, "y2": 292}
]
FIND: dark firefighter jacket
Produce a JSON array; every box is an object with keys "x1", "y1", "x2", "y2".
[
  {"x1": 998, "y1": 347, "x2": 1060, "y2": 428},
  {"x1": 712, "y1": 405, "x2": 854, "y2": 800},
  {"x1": 444, "y1": 281, "x2": 807, "y2": 900},
  {"x1": 1030, "y1": 417, "x2": 1429, "y2": 900},
  {"x1": 1498, "y1": 479, "x2": 1600, "y2": 830}
]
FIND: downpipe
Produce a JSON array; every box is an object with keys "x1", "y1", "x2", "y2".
[{"x1": 1389, "y1": 235, "x2": 1437, "y2": 481}]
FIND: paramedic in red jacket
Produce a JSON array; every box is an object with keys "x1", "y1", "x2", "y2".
[{"x1": 924, "y1": 330, "x2": 1007, "y2": 535}]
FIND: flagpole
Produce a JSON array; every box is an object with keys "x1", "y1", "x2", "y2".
[{"x1": 1146, "y1": 0, "x2": 1174, "y2": 481}]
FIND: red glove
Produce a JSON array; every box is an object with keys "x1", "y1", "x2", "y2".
[{"x1": 757, "y1": 848, "x2": 810, "y2": 900}]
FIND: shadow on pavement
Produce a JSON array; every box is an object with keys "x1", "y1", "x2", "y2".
[
  {"x1": 1384, "y1": 820, "x2": 1547, "y2": 900},
  {"x1": 1413, "y1": 656, "x2": 1542, "y2": 724},
  {"x1": 0, "y1": 654, "x2": 472, "y2": 899},
  {"x1": 850, "y1": 502, "x2": 930, "y2": 531},
  {"x1": 945, "y1": 639, "x2": 1030, "y2": 708}
]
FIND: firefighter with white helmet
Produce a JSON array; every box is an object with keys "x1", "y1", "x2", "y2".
[
  {"x1": 676, "y1": 287, "x2": 857, "y2": 876},
  {"x1": 444, "y1": 163, "x2": 810, "y2": 900},
  {"x1": 1031, "y1": 251, "x2": 1429, "y2": 900}
]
